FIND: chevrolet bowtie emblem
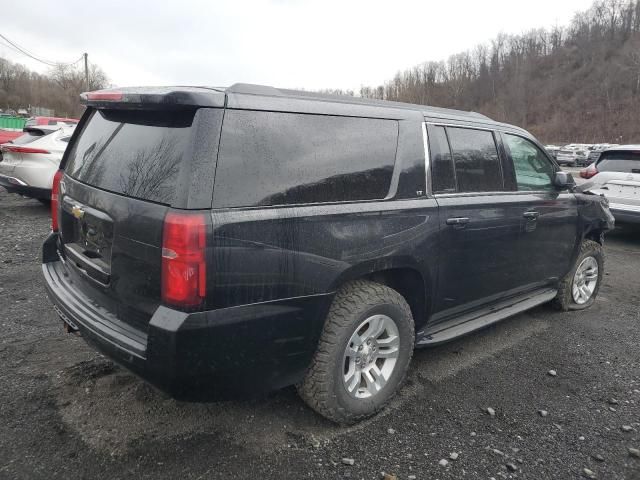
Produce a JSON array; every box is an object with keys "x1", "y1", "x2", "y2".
[{"x1": 71, "y1": 205, "x2": 85, "y2": 219}]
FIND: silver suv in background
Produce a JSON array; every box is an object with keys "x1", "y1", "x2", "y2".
[
  {"x1": 556, "y1": 144, "x2": 590, "y2": 167},
  {"x1": 580, "y1": 145, "x2": 640, "y2": 224}
]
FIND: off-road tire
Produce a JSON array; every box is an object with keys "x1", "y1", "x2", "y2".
[
  {"x1": 553, "y1": 239, "x2": 604, "y2": 311},
  {"x1": 297, "y1": 280, "x2": 414, "y2": 425}
]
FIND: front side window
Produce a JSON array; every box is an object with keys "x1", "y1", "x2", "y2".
[
  {"x1": 504, "y1": 134, "x2": 555, "y2": 191},
  {"x1": 447, "y1": 127, "x2": 503, "y2": 192},
  {"x1": 213, "y1": 111, "x2": 398, "y2": 207}
]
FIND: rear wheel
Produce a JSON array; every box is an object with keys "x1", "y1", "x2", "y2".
[
  {"x1": 297, "y1": 280, "x2": 414, "y2": 424},
  {"x1": 553, "y1": 239, "x2": 603, "y2": 311}
]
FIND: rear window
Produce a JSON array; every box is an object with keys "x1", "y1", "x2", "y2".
[
  {"x1": 65, "y1": 109, "x2": 194, "y2": 205},
  {"x1": 213, "y1": 111, "x2": 398, "y2": 207},
  {"x1": 597, "y1": 151, "x2": 640, "y2": 173},
  {"x1": 12, "y1": 130, "x2": 51, "y2": 145}
]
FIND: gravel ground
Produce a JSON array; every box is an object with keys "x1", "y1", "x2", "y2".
[{"x1": 1, "y1": 187, "x2": 639, "y2": 480}]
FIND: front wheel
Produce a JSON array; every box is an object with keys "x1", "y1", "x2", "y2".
[
  {"x1": 297, "y1": 280, "x2": 414, "y2": 424},
  {"x1": 553, "y1": 239, "x2": 604, "y2": 311}
]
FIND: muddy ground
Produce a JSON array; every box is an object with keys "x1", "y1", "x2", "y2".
[{"x1": 1, "y1": 187, "x2": 639, "y2": 479}]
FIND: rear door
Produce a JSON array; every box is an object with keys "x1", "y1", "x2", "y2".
[
  {"x1": 428, "y1": 124, "x2": 525, "y2": 321},
  {"x1": 500, "y1": 132, "x2": 578, "y2": 285},
  {"x1": 58, "y1": 107, "x2": 221, "y2": 331}
]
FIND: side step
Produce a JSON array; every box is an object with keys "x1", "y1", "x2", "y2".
[{"x1": 415, "y1": 288, "x2": 557, "y2": 347}]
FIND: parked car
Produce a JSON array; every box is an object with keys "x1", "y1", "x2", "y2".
[
  {"x1": 580, "y1": 145, "x2": 640, "y2": 224},
  {"x1": 24, "y1": 116, "x2": 79, "y2": 127},
  {"x1": 556, "y1": 144, "x2": 591, "y2": 167},
  {"x1": 0, "y1": 125, "x2": 75, "y2": 201},
  {"x1": 545, "y1": 144, "x2": 561, "y2": 160},
  {"x1": 42, "y1": 85, "x2": 613, "y2": 424}
]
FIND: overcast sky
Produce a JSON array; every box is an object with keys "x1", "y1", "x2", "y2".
[{"x1": 2, "y1": 0, "x2": 594, "y2": 91}]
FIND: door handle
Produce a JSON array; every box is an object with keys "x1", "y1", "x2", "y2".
[
  {"x1": 446, "y1": 217, "x2": 470, "y2": 226},
  {"x1": 523, "y1": 211, "x2": 539, "y2": 220}
]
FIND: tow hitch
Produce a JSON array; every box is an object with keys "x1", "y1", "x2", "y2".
[{"x1": 53, "y1": 305, "x2": 81, "y2": 336}]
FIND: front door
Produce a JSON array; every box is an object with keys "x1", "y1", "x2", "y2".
[{"x1": 500, "y1": 133, "x2": 579, "y2": 286}]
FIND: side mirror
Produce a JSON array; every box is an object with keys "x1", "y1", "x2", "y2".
[{"x1": 554, "y1": 171, "x2": 576, "y2": 190}]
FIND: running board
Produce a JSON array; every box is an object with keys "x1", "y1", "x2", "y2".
[{"x1": 415, "y1": 288, "x2": 557, "y2": 347}]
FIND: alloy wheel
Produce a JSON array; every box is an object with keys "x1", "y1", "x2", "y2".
[
  {"x1": 572, "y1": 256, "x2": 599, "y2": 305},
  {"x1": 342, "y1": 314, "x2": 400, "y2": 399}
]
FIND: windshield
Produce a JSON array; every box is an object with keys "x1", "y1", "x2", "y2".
[{"x1": 64, "y1": 109, "x2": 195, "y2": 205}]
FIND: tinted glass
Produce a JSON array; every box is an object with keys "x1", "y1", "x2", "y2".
[
  {"x1": 504, "y1": 134, "x2": 555, "y2": 191},
  {"x1": 214, "y1": 111, "x2": 398, "y2": 207},
  {"x1": 428, "y1": 125, "x2": 456, "y2": 193},
  {"x1": 12, "y1": 130, "x2": 52, "y2": 145},
  {"x1": 65, "y1": 109, "x2": 194, "y2": 205},
  {"x1": 597, "y1": 151, "x2": 640, "y2": 173},
  {"x1": 447, "y1": 127, "x2": 503, "y2": 192}
]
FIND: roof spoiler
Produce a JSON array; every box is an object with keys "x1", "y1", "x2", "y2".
[{"x1": 80, "y1": 87, "x2": 225, "y2": 110}]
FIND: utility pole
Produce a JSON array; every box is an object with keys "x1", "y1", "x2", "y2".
[{"x1": 83, "y1": 52, "x2": 89, "y2": 91}]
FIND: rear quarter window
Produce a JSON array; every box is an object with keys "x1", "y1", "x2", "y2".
[
  {"x1": 213, "y1": 111, "x2": 398, "y2": 207},
  {"x1": 64, "y1": 109, "x2": 194, "y2": 205}
]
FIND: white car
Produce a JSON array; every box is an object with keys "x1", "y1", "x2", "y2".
[
  {"x1": 580, "y1": 145, "x2": 640, "y2": 224},
  {"x1": 0, "y1": 125, "x2": 74, "y2": 202}
]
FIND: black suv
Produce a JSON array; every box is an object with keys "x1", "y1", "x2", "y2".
[{"x1": 42, "y1": 84, "x2": 614, "y2": 424}]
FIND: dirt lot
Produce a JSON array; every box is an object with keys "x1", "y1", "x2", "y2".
[{"x1": 1, "y1": 187, "x2": 639, "y2": 480}]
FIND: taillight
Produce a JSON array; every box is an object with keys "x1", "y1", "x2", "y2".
[
  {"x1": 51, "y1": 170, "x2": 64, "y2": 232},
  {"x1": 84, "y1": 90, "x2": 123, "y2": 101},
  {"x1": 161, "y1": 211, "x2": 207, "y2": 309},
  {"x1": 1, "y1": 145, "x2": 50, "y2": 154},
  {"x1": 580, "y1": 164, "x2": 598, "y2": 179}
]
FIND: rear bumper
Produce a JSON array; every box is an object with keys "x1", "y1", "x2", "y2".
[
  {"x1": 42, "y1": 233, "x2": 331, "y2": 399},
  {"x1": 609, "y1": 203, "x2": 640, "y2": 224},
  {"x1": 0, "y1": 174, "x2": 51, "y2": 199}
]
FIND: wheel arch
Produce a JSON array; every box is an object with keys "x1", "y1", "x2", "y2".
[{"x1": 328, "y1": 258, "x2": 432, "y2": 331}]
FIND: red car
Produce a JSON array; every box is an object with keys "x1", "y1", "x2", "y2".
[
  {"x1": 24, "y1": 116, "x2": 79, "y2": 127},
  {"x1": 0, "y1": 130, "x2": 22, "y2": 144}
]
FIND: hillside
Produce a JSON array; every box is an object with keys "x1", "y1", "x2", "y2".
[{"x1": 360, "y1": 0, "x2": 640, "y2": 144}]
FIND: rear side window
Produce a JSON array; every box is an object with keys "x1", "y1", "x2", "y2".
[
  {"x1": 428, "y1": 125, "x2": 456, "y2": 193},
  {"x1": 447, "y1": 127, "x2": 503, "y2": 192},
  {"x1": 65, "y1": 109, "x2": 194, "y2": 205},
  {"x1": 597, "y1": 151, "x2": 640, "y2": 173},
  {"x1": 213, "y1": 111, "x2": 398, "y2": 207}
]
